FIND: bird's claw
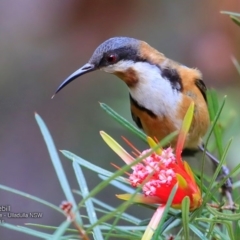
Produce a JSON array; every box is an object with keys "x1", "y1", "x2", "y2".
[{"x1": 198, "y1": 144, "x2": 235, "y2": 211}]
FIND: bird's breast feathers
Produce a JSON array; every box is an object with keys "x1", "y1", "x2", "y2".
[
  {"x1": 126, "y1": 60, "x2": 209, "y2": 147},
  {"x1": 129, "y1": 61, "x2": 182, "y2": 119}
]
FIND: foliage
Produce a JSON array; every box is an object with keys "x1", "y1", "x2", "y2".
[{"x1": 0, "y1": 88, "x2": 240, "y2": 239}]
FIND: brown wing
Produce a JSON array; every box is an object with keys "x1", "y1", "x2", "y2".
[
  {"x1": 195, "y1": 79, "x2": 207, "y2": 102},
  {"x1": 130, "y1": 109, "x2": 143, "y2": 129}
]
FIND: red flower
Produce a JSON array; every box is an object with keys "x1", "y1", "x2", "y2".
[{"x1": 127, "y1": 147, "x2": 202, "y2": 210}]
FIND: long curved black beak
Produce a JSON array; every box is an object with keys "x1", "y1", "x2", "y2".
[{"x1": 52, "y1": 63, "x2": 96, "y2": 98}]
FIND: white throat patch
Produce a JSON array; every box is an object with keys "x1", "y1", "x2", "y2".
[{"x1": 102, "y1": 60, "x2": 182, "y2": 118}]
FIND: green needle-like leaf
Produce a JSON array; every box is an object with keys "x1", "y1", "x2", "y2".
[
  {"x1": 206, "y1": 90, "x2": 225, "y2": 157},
  {"x1": 181, "y1": 196, "x2": 190, "y2": 240},
  {"x1": 221, "y1": 11, "x2": 240, "y2": 17},
  {"x1": 52, "y1": 220, "x2": 71, "y2": 240},
  {"x1": 100, "y1": 102, "x2": 147, "y2": 141},
  {"x1": 230, "y1": 16, "x2": 240, "y2": 26},
  {"x1": 35, "y1": 113, "x2": 81, "y2": 224},
  {"x1": 72, "y1": 161, "x2": 103, "y2": 240},
  {"x1": 0, "y1": 223, "x2": 52, "y2": 239},
  {"x1": 0, "y1": 184, "x2": 61, "y2": 213},
  {"x1": 207, "y1": 205, "x2": 240, "y2": 221},
  {"x1": 189, "y1": 224, "x2": 208, "y2": 240},
  {"x1": 153, "y1": 183, "x2": 178, "y2": 238},
  {"x1": 231, "y1": 56, "x2": 240, "y2": 76}
]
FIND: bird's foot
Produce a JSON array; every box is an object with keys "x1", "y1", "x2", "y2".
[
  {"x1": 219, "y1": 176, "x2": 237, "y2": 212},
  {"x1": 208, "y1": 202, "x2": 238, "y2": 211}
]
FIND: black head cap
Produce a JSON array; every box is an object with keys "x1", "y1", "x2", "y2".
[{"x1": 89, "y1": 37, "x2": 140, "y2": 67}]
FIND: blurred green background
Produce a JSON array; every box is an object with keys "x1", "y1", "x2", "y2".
[{"x1": 0, "y1": 1, "x2": 240, "y2": 239}]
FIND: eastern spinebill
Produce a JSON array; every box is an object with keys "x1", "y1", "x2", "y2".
[
  {"x1": 53, "y1": 37, "x2": 234, "y2": 203},
  {"x1": 53, "y1": 37, "x2": 210, "y2": 149}
]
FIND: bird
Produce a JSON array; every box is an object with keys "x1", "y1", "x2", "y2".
[
  {"x1": 53, "y1": 36, "x2": 233, "y2": 206},
  {"x1": 53, "y1": 36, "x2": 210, "y2": 150}
]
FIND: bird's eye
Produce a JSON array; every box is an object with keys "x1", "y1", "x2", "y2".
[{"x1": 106, "y1": 54, "x2": 117, "y2": 64}]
